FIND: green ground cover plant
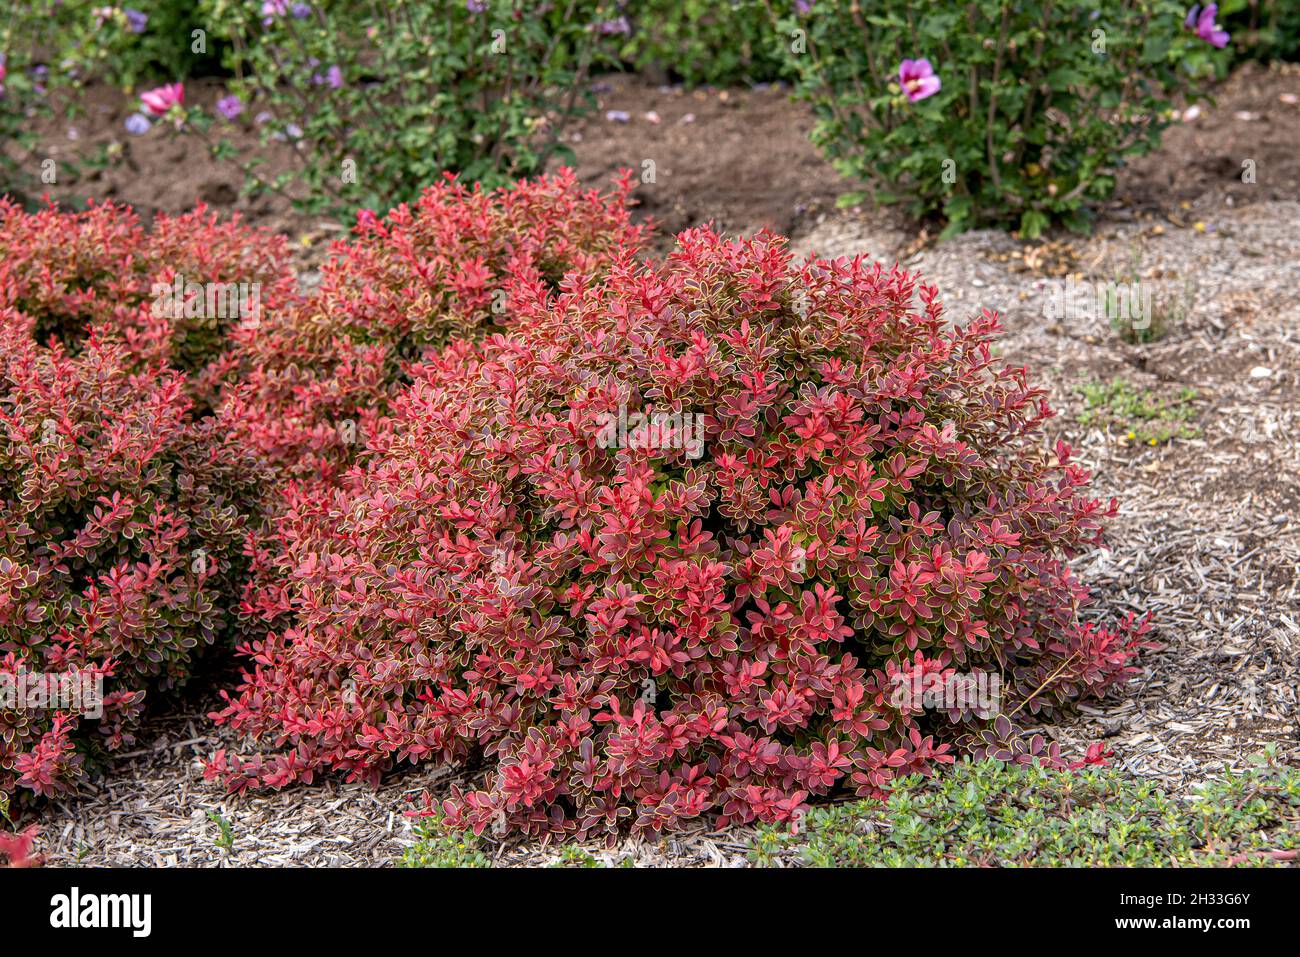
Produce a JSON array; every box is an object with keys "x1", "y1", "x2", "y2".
[
  {"x1": 1078, "y1": 379, "x2": 1200, "y2": 445},
  {"x1": 748, "y1": 748, "x2": 1300, "y2": 866}
]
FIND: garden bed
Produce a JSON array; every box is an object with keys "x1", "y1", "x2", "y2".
[{"x1": 24, "y1": 61, "x2": 1299, "y2": 867}]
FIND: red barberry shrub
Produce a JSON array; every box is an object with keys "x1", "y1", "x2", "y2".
[
  {"x1": 209, "y1": 228, "x2": 1152, "y2": 839},
  {"x1": 0, "y1": 197, "x2": 296, "y2": 401},
  {"x1": 220, "y1": 168, "x2": 646, "y2": 485},
  {"x1": 0, "y1": 313, "x2": 267, "y2": 804},
  {"x1": 0, "y1": 825, "x2": 41, "y2": 868}
]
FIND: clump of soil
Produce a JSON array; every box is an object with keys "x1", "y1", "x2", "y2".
[{"x1": 547, "y1": 74, "x2": 848, "y2": 244}]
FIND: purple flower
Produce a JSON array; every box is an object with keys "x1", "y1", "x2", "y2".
[
  {"x1": 898, "y1": 58, "x2": 940, "y2": 102},
  {"x1": 605, "y1": 110, "x2": 630, "y2": 123},
  {"x1": 124, "y1": 7, "x2": 148, "y2": 33},
  {"x1": 261, "y1": 0, "x2": 308, "y2": 24},
  {"x1": 124, "y1": 112, "x2": 151, "y2": 135},
  {"x1": 794, "y1": 0, "x2": 813, "y2": 13},
  {"x1": 310, "y1": 63, "x2": 343, "y2": 88},
  {"x1": 1185, "y1": 5, "x2": 1229, "y2": 48},
  {"x1": 466, "y1": 0, "x2": 488, "y2": 12},
  {"x1": 216, "y1": 94, "x2": 243, "y2": 120},
  {"x1": 597, "y1": 16, "x2": 631, "y2": 35},
  {"x1": 27, "y1": 63, "x2": 48, "y2": 97}
]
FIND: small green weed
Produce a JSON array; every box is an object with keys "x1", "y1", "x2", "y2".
[
  {"x1": 205, "y1": 810, "x2": 235, "y2": 851},
  {"x1": 1107, "y1": 249, "x2": 1194, "y2": 344},
  {"x1": 1078, "y1": 378, "x2": 1199, "y2": 446}
]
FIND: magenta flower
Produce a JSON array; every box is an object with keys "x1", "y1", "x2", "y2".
[
  {"x1": 898, "y1": 58, "x2": 940, "y2": 102},
  {"x1": 140, "y1": 82, "x2": 184, "y2": 117},
  {"x1": 1185, "y1": 5, "x2": 1229, "y2": 48}
]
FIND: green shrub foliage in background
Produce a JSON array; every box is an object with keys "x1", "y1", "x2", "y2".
[
  {"x1": 1219, "y1": 0, "x2": 1300, "y2": 63},
  {"x1": 772, "y1": 0, "x2": 1221, "y2": 237},
  {"x1": 92, "y1": 2, "x2": 227, "y2": 88},
  {"x1": 1, "y1": 4, "x2": 71, "y2": 200},
  {"x1": 191, "y1": 0, "x2": 626, "y2": 216},
  {"x1": 623, "y1": 0, "x2": 790, "y2": 87}
]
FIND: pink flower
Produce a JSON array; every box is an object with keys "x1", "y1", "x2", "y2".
[
  {"x1": 898, "y1": 58, "x2": 940, "y2": 102},
  {"x1": 1185, "y1": 5, "x2": 1229, "y2": 49},
  {"x1": 140, "y1": 82, "x2": 184, "y2": 117}
]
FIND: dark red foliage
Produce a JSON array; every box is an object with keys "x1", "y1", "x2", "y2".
[
  {"x1": 209, "y1": 226, "x2": 1153, "y2": 839},
  {"x1": 0, "y1": 315, "x2": 267, "y2": 803},
  {"x1": 220, "y1": 168, "x2": 645, "y2": 485}
]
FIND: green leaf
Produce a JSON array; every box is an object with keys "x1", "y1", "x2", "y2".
[{"x1": 1019, "y1": 209, "x2": 1049, "y2": 239}]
